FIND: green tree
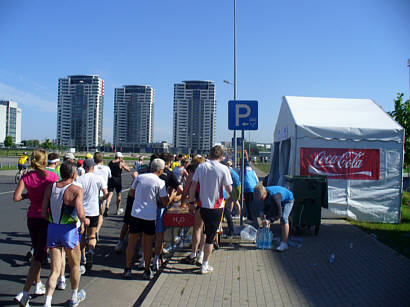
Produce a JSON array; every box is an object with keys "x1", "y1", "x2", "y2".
[
  {"x1": 389, "y1": 93, "x2": 410, "y2": 168},
  {"x1": 4, "y1": 136, "x2": 13, "y2": 148},
  {"x1": 41, "y1": 139, "x2": 54, "y2": 149}
]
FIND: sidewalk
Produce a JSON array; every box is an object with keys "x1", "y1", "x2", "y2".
[{"x1": 141, "y1": 220, "x2": 410, "y2": 306}]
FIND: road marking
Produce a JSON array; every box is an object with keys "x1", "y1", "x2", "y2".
[{"x1": 0, "y1": 190, "x2": 14, "y2": 195}]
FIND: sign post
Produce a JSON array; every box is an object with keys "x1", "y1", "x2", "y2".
[{"x1": 228, "y1": 100, "x2": 258, "y2": 226}]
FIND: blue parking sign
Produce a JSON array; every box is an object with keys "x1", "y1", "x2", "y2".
[{"x1": 228, "y1": 100, "x2": 258, "y2": 130}]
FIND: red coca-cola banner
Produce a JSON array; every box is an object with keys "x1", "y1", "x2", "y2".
[{"x1": 300, "y1": 147, "x2": 380, "y2": 180}]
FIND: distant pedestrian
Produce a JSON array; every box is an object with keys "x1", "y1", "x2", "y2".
[
  {"x1": 13, "y1": 150, "x2": 59, "y2": 306},
  {"x1": 188, "y1": 146, "x2": 232, "y2": 274},
  {"x1": 41, "y1": 161, "x2": 90, "y2": 307},
  {"x1": 106, "y1": 152, "x2": 130, "y2": 215},
  {"x1": 254, "y1": 183, "x2": 294, "y2": 252},
  {"x1": 77, "y1": 160, "x2": 85, "y2": 176}
]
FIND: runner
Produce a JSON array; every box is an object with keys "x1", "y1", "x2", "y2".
[
  {"x1": 41, "y1": 161, "x2": 90, "y2": 307},
  {"x1": 13, "y1": 150, "x2": 59, "y2": 307},
  {"x1": 93, "y1": 152, "x2": 112, "y2": 238},
  {"x1": 18, "y1": 152, "x2": 29, "y2": 173},
  {"x1": 123, "y1": 158, "x2": 169, "y2": 280},
  {"x1": 106, "y1": 152, "x2": 130, "y2": 215},
  {"x1": 76, "y1": 159, "x2": 108, "y2": 272},
  {"x1": 187, "y1": 146, "x2": 232, "y2": 274}
]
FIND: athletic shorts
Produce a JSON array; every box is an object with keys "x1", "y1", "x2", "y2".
[
  {"x1": 280, "y1": 200, "x2": 294, "y2": 225},
  {"x1": 86, "y1": 216, "x2": 99, "y2": 228},
  {"x1": 47, "y1": 223, "x2": 79, "y2": 249},
  {"x1": 128, "y1": 216, "x2": 156, "y2": 235},
  {"x1": 230, "y1": 185, "x2": 241, "y2": 202},
  {"x1": 27, "y1": 218, "x2": 48, "y2": 262},
  {"x1": 123, "y1": 195, "x2": 134, "y2": 224},
  {"x1": 156, "y1": 208, "x2": 167, "y2": 233},
  {"x1": 18, "y1": 163, "x2": 27, "y2": 171},
  {"x1": 108, "y1": 176, "x2": 122, "y2": 193},
  {"x1": 199, "y1": 207, "x2": 224, "y2": 244}
]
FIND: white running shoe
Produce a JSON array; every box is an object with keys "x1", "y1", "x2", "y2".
[
  {"x1": 200, "y1": 264, "x2": 214, "y2": 274},
  {"x1": 116, "y1": 208, "x2": 124, "y2": 215},
  {"x1": 57, "y1": 278, "x2": 66, "y2": 290},
  {"x1": 14, "y1": 292, "x2": 23, "y2": 304},
  {"x1": 34, "y1": 282, "x2": 46, "y2": 295},
  {"x1": 276, "y1": 242, "x2": 288, "y2": 252},
  {"x1": 79, "y1": 265, "x2": 86, "y2": 275}
]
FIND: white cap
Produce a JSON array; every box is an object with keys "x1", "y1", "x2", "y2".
[{"x1": 115, "y1": 152, "x2": 123, "y2": 158}]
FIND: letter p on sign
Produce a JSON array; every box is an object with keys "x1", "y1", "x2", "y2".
[{"x1": 228, "y1": 100, "x2": 258, "y2": 130}]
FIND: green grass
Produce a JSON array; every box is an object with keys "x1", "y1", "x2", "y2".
[
  {"x1": 351, "y1": 192, "x2": 410, "y2": 259},
  {"x1": 0, "y1": 165, "x2": 18, "y2": 170},
  {"x1": 253, "y1": 163, "x2": 270, "y2": 174}
]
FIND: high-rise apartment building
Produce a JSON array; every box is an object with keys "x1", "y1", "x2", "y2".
[
  {"x1": 56, "y1": 75, "x2": 104, "y2": 149},
  {"x1": 0, "y1": 100, "x2": 21, "y2": 144},
  {"x1": 173, "y1": 80, "x2": 216, "y2": 153},
  {"x1": 113, "y1": 85, "x2": 154, "y2": 148}
]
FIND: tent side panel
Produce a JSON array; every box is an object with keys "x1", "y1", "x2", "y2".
[{"x1": 294, "y1": 137, "x2": 402, "y2": 223}]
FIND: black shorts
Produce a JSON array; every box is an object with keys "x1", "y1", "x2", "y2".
[
  {"x1": 123, "y1": 195, "x2": 134, "y2": 224},
  {"x1": 108, "y1": 176, "x2": 122, "y2": 193},
  {"x1": 199, "y1": 207, "x2": 223, "y2": 244},
  {"x1": 128, "y1": 216, "x2": 155, "y2": 235},
  {"x1": 86, "y1": 216, "x2": 99, "y2": 228}
]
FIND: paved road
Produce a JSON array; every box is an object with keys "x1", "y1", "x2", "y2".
[{"x1": 0, "y1": 170, "x2": 148, "y2": 307}]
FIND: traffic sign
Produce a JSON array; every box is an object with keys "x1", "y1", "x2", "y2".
[{"x1": 228, "y1": 100, "x2": 258, "y2": 130}]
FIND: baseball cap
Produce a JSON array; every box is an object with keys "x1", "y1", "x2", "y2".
[
  {"x1": 64, "y1": 153, "x2": 75, "y2": 160},
  {"x1": 83, "y1": 158, "x2": 96, "y2": 169},
  {"x1": 115, "y1": 152, "x2": 123, "y2": 158},
  {"x1": 85, "y1": 153, "x2": 93, "y2": 159},
  {"x1": 77, "y1": 159, "x2": 84, "y2": 166}
]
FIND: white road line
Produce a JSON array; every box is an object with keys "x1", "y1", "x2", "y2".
[{"x1": 0, "y1": 190, "x2": 14, "y2": 195}]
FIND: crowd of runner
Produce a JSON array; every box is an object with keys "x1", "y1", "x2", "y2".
[{"x1": 12, "y1": 145, "x2": 293, "y2": 307}]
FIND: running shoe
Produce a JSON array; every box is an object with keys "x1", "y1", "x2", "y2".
[
  {"x1": 200, "y1": 264, "x2": 214, "y2": 274},
  {"x1": 16, "y1": 293, "x2": 30, "y2": 307},
  {"x1": 137, "y1": 260, "x2": 145, "y2": 270},
  {"x1": 142, "y1": 268, "x2": 154, "y2": 280},
  {"x1": 34, "y1": 282, "x2": 46, "y2": 295},
  {"x1": 123, "y1": 269, "x2": 132, "y2": 279},
  {"x1": 276, "y1": 242, "x2": 288, "y2": 252},
  {"x1": 68, "y1": 289, "x2": 86, "y2": 307},
  {"x1": 57, "y1": 278, "x2": 66, "y2": 290},
  {"x1": 116, "y1": 208, "x2": 124, "y2": 215},
  {"x1": 79, "y1": 265, "x2": 86, "y2": 275}
]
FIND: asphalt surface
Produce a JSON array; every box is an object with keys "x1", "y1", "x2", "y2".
[{"x1": 0, "y1": 170, "x2": 148, "y2": 307}]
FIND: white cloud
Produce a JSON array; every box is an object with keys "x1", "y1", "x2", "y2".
[{"x1": 0, "y1": 82, "x2": 56, "y2": 112}]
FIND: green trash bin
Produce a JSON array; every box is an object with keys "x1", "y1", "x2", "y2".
[{"x1": 285, "y1": 175, "x2": 328, "y2": 235}]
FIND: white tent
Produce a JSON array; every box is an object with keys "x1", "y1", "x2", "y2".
[{"x1": 268, "y1": 96, "x2": 405, "y2": 223}]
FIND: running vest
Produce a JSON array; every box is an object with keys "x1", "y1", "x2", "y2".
[
  {"x1": 109, "y1": 161, "x2": 122, "y2": 178},
  {"x1": 49, "y1": 183, "x2": 78, "y2": 224}
]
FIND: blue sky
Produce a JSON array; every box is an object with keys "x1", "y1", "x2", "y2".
[{"x1": 0, "y1": 0, "x2": 409, "y2": 143}]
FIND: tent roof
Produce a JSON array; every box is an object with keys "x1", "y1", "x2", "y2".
[{"x1": 283, "y1": 96, "x2": 404, "y2": 142}]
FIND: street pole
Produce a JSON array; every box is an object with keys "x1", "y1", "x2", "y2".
[{"x1": 233, "y1": 0, "x2": 237, "y2": 170}]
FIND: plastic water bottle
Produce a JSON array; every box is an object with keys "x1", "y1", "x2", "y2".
[
  {"x1": 256, "y1": 229, "x2": 261, "y2": 248},
  {"x1": 329, "y1": 253, "x2": 335, "y2": 264},
  {"x1": 77, "y1": 289, "x2": 86, "y2": 302},
  {"x1": 266, "y1": 228, "x2": 272, "y2": 249}
]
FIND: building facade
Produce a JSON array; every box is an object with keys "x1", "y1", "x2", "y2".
[
  {"x1": 56, "y1": 75, "x2": 104, "y2": 149},
  {"x1": 113, "y1": 85, "x2": 154, "y2": 149},
  {"x1": 172, "y1": 80, "x2": 216, "y2": 153},
  {"x1": 0, "y1": 100, "x2": 22, "y2": 145}
]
